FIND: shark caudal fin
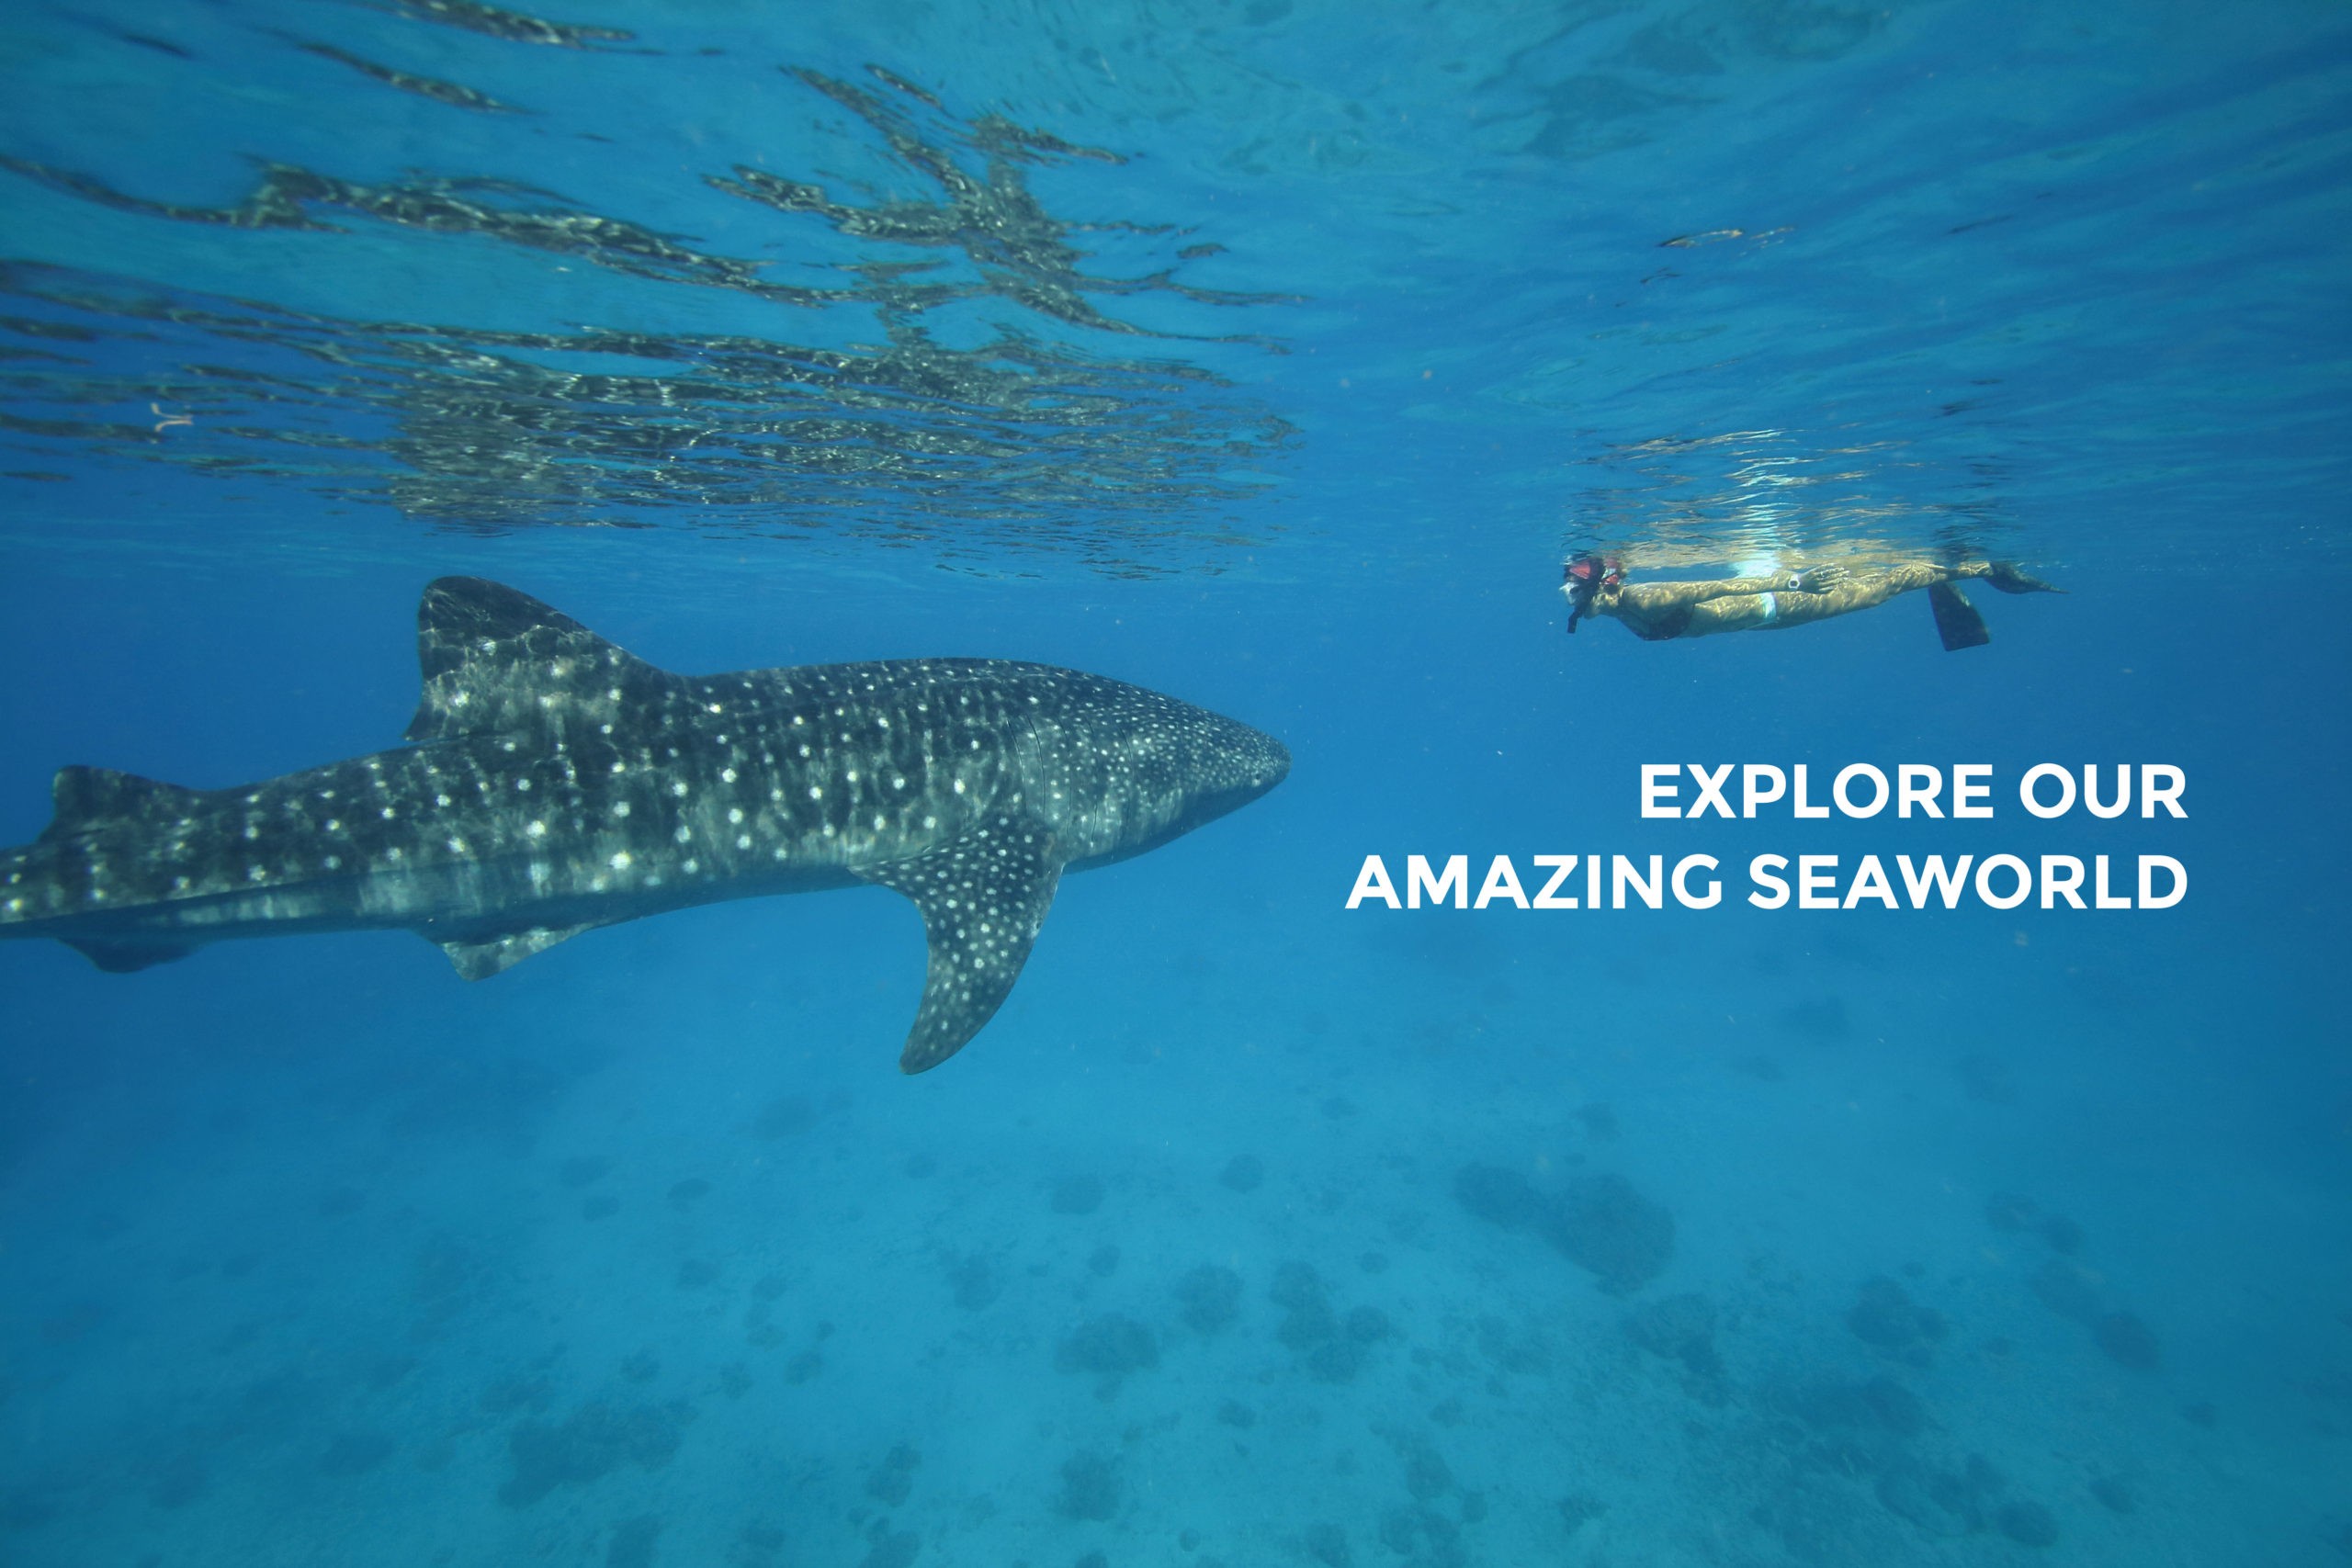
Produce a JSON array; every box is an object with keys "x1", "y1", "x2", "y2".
[
  {"x1": 855, "y1": 813, "x2": 1065, "y2": 1074},
  {"x1": 407, "y1": 577, "x2": 672, "y2": 742},
  {"x1": 1928, "y1": 581, "x2": 1991, "y2": 651}
]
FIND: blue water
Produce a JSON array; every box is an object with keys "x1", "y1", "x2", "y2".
[{"x1": 4, "y1": 2, "x2": 2349, "y2": 1564}]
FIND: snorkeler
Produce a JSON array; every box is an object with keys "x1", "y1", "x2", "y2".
[{"x1": 1560, "y1": 553, "x2": 2060, "y2": 650}]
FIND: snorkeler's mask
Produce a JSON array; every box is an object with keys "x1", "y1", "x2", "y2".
[{"x1": 1562, "y1": 552, "x2": 1623, "y2": 633}]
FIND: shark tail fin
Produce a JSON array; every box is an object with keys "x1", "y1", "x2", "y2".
[
  {"x1": 39, "y1": 765, "x2": 206, "y2": 843},
  {"x1": 1928, "y1": 581, "x2": 1991, "y2": 651},
  {"x1": 407, "y1": 577, "x2": 669, "y2": 743}
]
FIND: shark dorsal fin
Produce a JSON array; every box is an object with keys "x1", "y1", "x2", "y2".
[
  {"x1": 855, "y1": 813, "x2": 1065, "y2": 1074},
  {"x1": 407, "y1": 578, "x2": 667, "y2": 742},
  {"x1": 40, "y1": 765, "x2": 205, "y2": 842}
]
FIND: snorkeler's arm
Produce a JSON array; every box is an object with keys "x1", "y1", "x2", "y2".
[
  {"x1": 1598, "y1": 571, "x2": 1841, "y2": 639},
  {"x1": 1675, "y1": 563, "x2": 1956, "y2": 637},
  {"x1": 1614, "y1": 575, "x2": 1789, "y2": 612}
]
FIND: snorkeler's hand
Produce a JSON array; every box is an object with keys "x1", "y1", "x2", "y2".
[
  {"x1": 1784, "y1": 564, "x2": 1846, "y2": 594},
  {"x1": 1984, "y1": 561, "x2": 2063, "y2": 594}
]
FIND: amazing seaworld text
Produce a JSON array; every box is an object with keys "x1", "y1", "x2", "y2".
[{"x1": 1347, "y1": 763, "x2": 2189, "y2": 914}]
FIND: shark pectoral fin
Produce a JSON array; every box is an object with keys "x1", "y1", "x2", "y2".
[
  {"x1": 856, "y1": 815, "x2": 1065, "y2": 1075},
  {"x1": 63, "y1": 938, "x2": 195, "y2": 973},
  {"x1": 1928, "y1": 581, "x2": 1991, "y2": 651},
  {"x1": 433, "y1": 922, "x2": 599, "y2": 980}
]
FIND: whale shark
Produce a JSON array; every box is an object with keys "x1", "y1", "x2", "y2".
[{"x1": 0, "y1": 579, "x2": 1289, "y2": 1072}]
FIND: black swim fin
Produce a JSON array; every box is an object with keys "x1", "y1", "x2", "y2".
[
  {"x1": 1928, "y1": 581, "x2": 1991, "y2": 651},
  {"x1": 1984, "y1": 561, "x2": 2063, "y2": 594}
]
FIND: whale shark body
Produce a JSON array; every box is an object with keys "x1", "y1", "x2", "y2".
[{"x1": 0, "y1": 579, "x2": 1289, "y2": 1072}]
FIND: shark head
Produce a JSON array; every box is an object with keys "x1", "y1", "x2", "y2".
[
  {"x1": 1046, "y1": 692, "x2": 1289, "y2": 877},
  {"x1": 1160, "y1": 708, "x2": 1291, "y2": 839}
]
